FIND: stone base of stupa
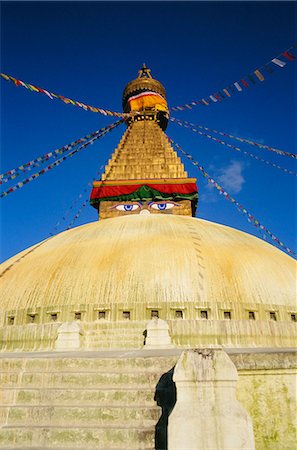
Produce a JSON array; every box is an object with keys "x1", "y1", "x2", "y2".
[{"x1": 0, "y1": 347, "x2": 296, "y2": 449}]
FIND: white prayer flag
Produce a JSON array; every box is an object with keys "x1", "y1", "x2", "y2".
[
  {"x1": 43, "y1": 89, "x2": 54, "y2": 99},
  {"x1": 234, "y1": 82, "x2": 242, "y2": 91},
  {"x1": 272, "y1": 58, "x2": 286, "y2": 68},
  {"x1": 209, "y1": 95, "x2": 217, "y2": 102}
]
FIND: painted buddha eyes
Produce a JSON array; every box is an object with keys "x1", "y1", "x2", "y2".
[{"x1": 111, "y1": 201, "x2": 180, "y2": 212}]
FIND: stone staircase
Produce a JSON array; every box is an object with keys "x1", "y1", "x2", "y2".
[{"x1": 0, "y1": 353, "x2": 178, "y2": 449}]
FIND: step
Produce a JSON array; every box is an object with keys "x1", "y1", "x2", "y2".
[
  {"x1": 0, "y1": 448, "x2": 154, "y2": 450},
  {"x1": 0, "y1": 426, "x2": 155, "y2": 449},
  {"x1": 0, "y1": 356, "x2": 177, "y2": 372},
  {"x1": 0, "y1": 371, "x2": 164, "y2": 389},
  {"x1": 1, "y1": 387, "x2": 156, "y2": 406},
  {"x1": 0, "y1": 405, "x2": 161, "y2": 427}
]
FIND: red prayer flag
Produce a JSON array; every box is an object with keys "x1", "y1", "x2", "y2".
[
  {"x1": 241, "y1": 79, "x2": 249, "y2": 88},
  {"x1": 282, "y1": 51, "x2": 296, "y2": 61}
]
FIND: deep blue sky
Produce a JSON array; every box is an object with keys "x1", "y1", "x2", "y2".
[{"x1": 1, "y1": 1, "x2": 296, "y2": 262}]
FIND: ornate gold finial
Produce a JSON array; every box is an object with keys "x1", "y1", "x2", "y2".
[
  {"x1": 138, "y1": 64, "x2": 153, "y2": 79},
  {"x1": 122, "y1": 65, "x2": 169, "y2": 130}
]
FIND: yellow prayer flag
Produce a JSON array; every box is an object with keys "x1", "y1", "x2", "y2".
[
  {"x1": 254, "y1": 70, "x2": 264, "y2": 81},
  {"x1": 29, "y1": 85, "x2": 39, "y2": 92}
]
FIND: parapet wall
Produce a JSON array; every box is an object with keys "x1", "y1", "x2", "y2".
[{"x1": 1, "y1": 319, "x2": 296, "y2": 351}]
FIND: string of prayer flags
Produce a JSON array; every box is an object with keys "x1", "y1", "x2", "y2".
[
  {"x1": 171, "y1": 118, "x2": 297, "y2": 176},
  {"x1": 66, "y1": 200, "x2": 89, "y2": 230},
  {"x1": 49, "y1": 163, "x2": 106, "y2": 235},
  {"x1": 0, "y1": 122, "x2": 122, "y2": 184},
  {"x1": 167, "y1": 136, "x2": 296, "y2": 258},
  {"x1": 0, "y1": 73, "x2": 132, "y2": 118},
  {"x1": 170, "y1": 44, "x2": 296, "y2": 112},
  {"x1": 49, "y1": 183, "x2": 92, "y2": 236},
  {"x1": 1, "y1": 121, "x2": 122, "y2": 199},
  {"x1": 170, "y1": 118, "x2": 296, "y2": 159}
]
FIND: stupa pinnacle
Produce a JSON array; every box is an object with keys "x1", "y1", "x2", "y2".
[{"x1": 90, "y1": 66, "x2": 199, "y2": 219}]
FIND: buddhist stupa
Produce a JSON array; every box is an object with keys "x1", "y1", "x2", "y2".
[
  {"x1": 1, "y1": 65, "x2": 295, "y2": 345},
  {"x1": 0, "y1": 67, "x2": 296, "y2": 450}
]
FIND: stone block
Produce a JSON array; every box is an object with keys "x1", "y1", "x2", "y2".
[
  {"x1": 144, "y1": 318, "x2": 174, "y2": 349},
  {"x1": 168, "y1": 349, "x2": 255, "y2": 450},
  {"x1": 55, "y1": 322, "x2": 82, "y2": 351}
]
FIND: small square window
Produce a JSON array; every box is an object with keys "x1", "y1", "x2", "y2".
[
  {"x1": 249, "y1": 311, "x2": 255, "y2": 320},
  {"x1": 123, "y1": 311, "x2": 130, "y2": 320},
  {"x1": 224, "y1": 311, "x2": 231, "y2": 320},
  {"x1": 8, "y1": 316, "x2": 15, "y2": 325},
  {"x1": 151, "y1": 310, "x2": 159, "y2": 319},
  {"x1": 270, "y1": 312, "x2": 277, "y2": 321},
  {"x1": 74, "y1": 312, "x2": 81, "y2": 320},
  {"x1": 200, "y1": 310, "x2": 208, "y2": 319},
  {"x1": 98, "y1": 311, "x2": 106, "y2": 320},
  {"x1": 290, "y1": 314, "x2": 296, "y2": 322},
  {"x1": 28, "y1": 314, "x2": 36, "y2": 323},
  {"x1": 175, "y1": 310, "x2": 183, "y2": 319},
  {"x1": 50, "y1": 313, "x2": 57, "y2": 322}
]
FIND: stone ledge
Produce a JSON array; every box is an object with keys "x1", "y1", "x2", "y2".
[{"x1": 229, "y1": 352, "x2": 297, "y2": 370}]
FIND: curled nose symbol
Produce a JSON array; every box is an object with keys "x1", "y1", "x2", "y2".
[{"x1": 140, "y1": 209, "x2": 150, "y2": 215}]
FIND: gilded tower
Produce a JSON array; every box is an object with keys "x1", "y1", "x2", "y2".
[{"x1": 90, "y1": 65, "x2": 198, "y2": 219}]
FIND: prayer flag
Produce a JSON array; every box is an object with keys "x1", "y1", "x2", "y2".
[
  {"x1": 223, "y1": 88, "x2": 231, "y2": 97},
  {"x1": 254, "y1": 70, "x2": 264, "y2": 81},
  {"x1": 241, "y1": 79, "x2": 249, "y2": 88},
  {"x1": 272, "y1": 58, "x2": 286, "y2": 68},
  {"x1": 43, "y1": 89, "x2": 54, "y2": 99},
  {"x1": 209, "y1": 95, "x2": 217, "y2": 102},
  {"x1": 264, "y1": 64, "x2": 274, "y2": 74},
  {"x1": 234, "y1": 82, "x2": 242, "y2": 92},
  {"x1": 282, "y1": 51, "x2": 295, "y2": 61},
  {"x1": 247, "y1": 75, "x2": 256, "y2": 84}
]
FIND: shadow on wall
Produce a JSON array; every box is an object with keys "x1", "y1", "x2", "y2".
[{"x1": 154, "y1": 367, "x2": 176, "y2": 450}]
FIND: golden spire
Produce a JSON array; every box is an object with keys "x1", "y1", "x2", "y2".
[
  {"x1": 90, "y1": 67, "x2": 198, "y2": 219},
  {"x1": 101, "y1": 120, "x2": 188, "y2": 181}
]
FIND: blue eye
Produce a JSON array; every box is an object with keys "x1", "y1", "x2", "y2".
[
  {"x1": 114, "y1": 204, "x2": 140, "y2": 211},
  {"x1": 150, "y1": 202, "x2": 177, "y2": 210}
]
